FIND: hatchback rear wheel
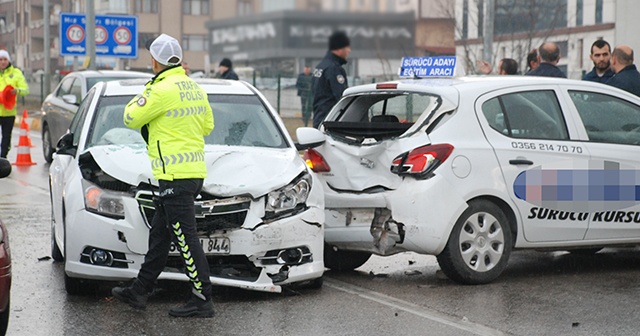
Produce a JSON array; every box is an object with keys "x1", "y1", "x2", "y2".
[{"x1": 436, "y1": 200, "x2": 512, "y2": 285}]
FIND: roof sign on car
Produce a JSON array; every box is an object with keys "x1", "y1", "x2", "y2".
[{"x1": 398, "y1": 56, "x2": 464, "y2": 79}]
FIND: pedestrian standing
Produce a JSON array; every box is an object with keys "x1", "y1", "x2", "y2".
[
  {"x1": 477, "y1": 58, "x2": 518, "y2": 75},
  {"x1": 311, "y1": 31, "x2": 351, "y2": 129},
  {"x1": 0, "y1": 50, "x2": 29, "y2": 159},
  {"x1": 218, "y1": 58, "x2": 239, "y2": 80},
  {"x1": 526, "y1": 49, "x2": 539, "y2": 72},
  {"x1": 582, "y1": 40, "x2": 614, "y2": 83},
  {"x1": 606, "y1": 45, "x2": 640, "y2": 97},
  {"x1": 111, "y1": 33, "x2": 215, "y2": 318},
  {"x1": 525, "y1": 42, "x2": 566, "y2": 78},
  {"x1": 296, "y1": 66, "x2": 313, "y2": 126}
]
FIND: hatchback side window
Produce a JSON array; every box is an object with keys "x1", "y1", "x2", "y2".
[
  {"x1": 569, "y1": 90, "x2": 640, "y2": 145},
  {"x1": 482, "y1": 90, "x2": 569, "y2": 140}
]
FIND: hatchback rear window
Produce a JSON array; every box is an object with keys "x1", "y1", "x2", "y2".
[{"x1": 323, "y1": 92, "x2": 439, "y2": 142}]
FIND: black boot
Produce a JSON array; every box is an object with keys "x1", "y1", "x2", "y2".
[
  {"x1": 111, "y1": 286, "x2": 148, "y2": 310},
  {"x1": 168, "y1": 296, "x2": 214, "y2": 318}
]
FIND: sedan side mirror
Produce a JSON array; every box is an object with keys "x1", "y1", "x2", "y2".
[
  {"x1": 62, "y1": 94, "x2": 78, "y2": 106},
  {"x1": 56, "y1": 132, "x2": 77, "y2": 157},
  {"x1": 0, "y1": 158, "x2": 11, "y2": 178},
  {"x1": 295, "y1": 127, "x2": 325, "y2": 150}
]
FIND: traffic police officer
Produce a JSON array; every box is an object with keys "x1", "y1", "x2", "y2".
[
  {"x1": 0, "y1": 49, "x2": 29, "y2": 159},
  {"x1": 111, "y1": 34, "x2": 215, "y2": 318},
  {"x1": 312, "y1": 31, "x2": 351, "y2": 129}
]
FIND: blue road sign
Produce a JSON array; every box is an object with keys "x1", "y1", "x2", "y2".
[
  {"x1": 60, "y1": 12, "x2": 138, "y2": 59},
  {"x1": 398, "y1": 56, "x2": 458, "y2": 78}
]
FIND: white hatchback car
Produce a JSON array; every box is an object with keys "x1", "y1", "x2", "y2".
[
  {"x1": 297, "y1": 76, "x2": 640, "y2": 284},
  {"x1": 50, "y1": 78, "x2": 324, "y2": 294}
]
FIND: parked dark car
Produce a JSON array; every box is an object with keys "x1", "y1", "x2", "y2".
[
  {"x1": 0, "y1": 158, "x2": 12, "y2": 335},
  {"x1": 40, "y1": 70, "x2": 153, "y2": 163}
]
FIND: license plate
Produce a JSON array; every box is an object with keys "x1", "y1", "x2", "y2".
[{"x1": 170, "y1": 237, "x2": 230, "y2": 255}]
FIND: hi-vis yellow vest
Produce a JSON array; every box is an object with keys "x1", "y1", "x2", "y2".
[
  {"x1": 123, "y1": 66, "x2": 214, "y2": 181},
  {"x1": 0, "y1": 65, "x2": 29, "y2": 117}
]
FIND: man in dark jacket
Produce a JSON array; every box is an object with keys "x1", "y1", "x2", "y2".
[
  {"x1": 311, "y1": 31, "x2": 351, "y2": 129},
  {"x1": 606, "y1": 45, "x2": 640, "y2": 97},
  {"x1": 582, "y1": 39, "x2": 614, "y2": 83},
  {"x1": 525, "y1": 42, "x2": 566, "y2": 78},
  {"x1": 218, "y1": 58, "x2": 239, "y2": 80},
  {"x1": 296, "y1": 66, "x2": 313, "y2": 126}
]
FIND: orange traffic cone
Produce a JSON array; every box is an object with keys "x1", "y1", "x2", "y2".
[
  {"x1": 12, "y1": 111, "x2": 36, "y2": 166},
  {"x1": 16, "y1": 110, "x2": 34, "y2": 148}
]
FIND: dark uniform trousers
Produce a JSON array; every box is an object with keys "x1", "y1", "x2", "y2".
[
  {"x1": 0, "y1": 116, "x2": 15, "y2": 158},
  {"x1": 133, "y1": 178, "x2": 213, "y2": 299}
]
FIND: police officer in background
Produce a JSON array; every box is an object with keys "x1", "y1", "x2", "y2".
[
  {"x1": 312, "y1": 31, "x2": 351, "y2": 129},
  {"x1": 111, "y1": 34, "x2": 215, "y2": 318},
  {"x1": 0, "y1": 49, "x2": 29, "y2": 159}
]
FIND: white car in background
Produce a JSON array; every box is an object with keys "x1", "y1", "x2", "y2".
[
  {"x1": 297, "y1": 76, "x2": 640, "y2": 284},
  {"x1": 49, "y1": 78, "x2": 324, "y2": 294}
]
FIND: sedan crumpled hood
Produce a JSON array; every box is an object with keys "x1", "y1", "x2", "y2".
[{"x1": 88, "y1": 145, "x2": 306, "y2": 198}]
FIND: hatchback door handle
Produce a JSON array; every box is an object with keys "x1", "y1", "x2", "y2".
[{"x1": 509, "y1": 159, "x2": 533, "y2": 165}]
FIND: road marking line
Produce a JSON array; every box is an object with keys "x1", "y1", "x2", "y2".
[{"x1": 324, "y1": 277, "x2": 506, "y2": 336}]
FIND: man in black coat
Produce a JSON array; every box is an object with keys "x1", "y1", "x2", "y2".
[
  {"x1": 606, "y1": 45, "x2": 640, "y2": 97},
  {"x1": 311, "y1": 31, "x2": 351, "y2": 129},
  {"x1": 218, "y1": 58, "x2": 239, "y2": 80},
  {"x1": 525, "y1": 42, "x2": 566, "y2": 78}
]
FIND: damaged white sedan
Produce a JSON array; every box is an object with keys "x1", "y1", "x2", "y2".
[{"x1": 49, "y1": 78, "x2": 324, "y2": 294}]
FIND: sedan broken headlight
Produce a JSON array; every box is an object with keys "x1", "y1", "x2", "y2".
[
  {"x1": 81, "y1": 179, "x2": 126, "y2": 219},
  {"x1": 265, "y1": 172, "x2": 312, "y2": 214}
]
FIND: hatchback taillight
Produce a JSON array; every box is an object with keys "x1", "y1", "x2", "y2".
[
  {"x1": 303, "y1": 148, "x2": 331, "y2": 172},
  {"x1": 390, "y1": 143, "x2": 453, "y2": 179}
]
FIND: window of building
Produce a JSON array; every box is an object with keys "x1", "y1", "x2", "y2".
[
  {"x1": 238, "y1": 0, "x2": 252, "y2": 16},
  {"x1": 262, "y1": 0, "x2": 294, "y2": 12},
  {"x1": 386, "y1": 0, "x2": 395, "y2": 12},
  {"x1": 182, "y1": 35, "x2": 208, "y2": 52},
  {"x1": 462, "y1": 0, "x2": 468, "y2": 39},
  {"x1": 595, "y1": 0, "x2": 603, "y2": 24},
  {"x1": 135, "y1": 0, "x2": 158, "y2": 13},
  {"x1": 371, "y1": 0, "x2": 379, "y2": 12},
  {"x1": 576, "y1": 0, "x2": 583, "y2": 26},
  {"x1": 138, "y1": 32, "x2": 156, "y2": 49},
  {"x1": 494, "y1": 0, "x2": 567, "y2": 36},
  {"x1": 183, "y1": 0, "x2": 210, "y2": 16},
  {"x1": 477, "y1": 0, "x2": 484, "y2": 37}
]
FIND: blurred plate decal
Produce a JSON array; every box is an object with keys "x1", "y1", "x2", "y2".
[{"x1": 514, "y1": 160, "x2": 640, "y2": 212}]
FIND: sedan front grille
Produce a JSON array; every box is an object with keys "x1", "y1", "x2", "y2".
[{"x1": 135, "y1": 190, "x2": 251, "y2": 233}]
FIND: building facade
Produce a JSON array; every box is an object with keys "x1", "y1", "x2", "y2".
[{"x1": 0, "y1": 0, "x2": 454, "y2": 80}]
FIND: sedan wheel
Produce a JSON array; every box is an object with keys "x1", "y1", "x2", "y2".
[
  {"x1": 42, "y1": 125, "x2": 54, "y2": 163},
  {"x1": 437, "y1": 200, "x2": 512, "y2": 285}
]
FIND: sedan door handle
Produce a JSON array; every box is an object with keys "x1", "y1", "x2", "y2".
[{"x1": 509, "y1": 159, "x2": 534, "y2": 165}]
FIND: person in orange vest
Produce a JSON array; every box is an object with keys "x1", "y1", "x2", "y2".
[{"x1": 0, "y1": 49, "x2": 29, "y2": 158}]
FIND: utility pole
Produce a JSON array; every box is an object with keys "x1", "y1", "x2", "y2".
[
  {"x1": 483, "y1": 0, "x2": 494, "y2": 63},
  {"x1": 43, "y1": 0, "x2": 51, "y2": 94},
  {"x1": 86, "y1": 0, "x2": 96, "y2": 70}
]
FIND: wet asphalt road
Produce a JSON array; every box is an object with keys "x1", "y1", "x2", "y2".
[{"x1": 2, "y1": 130, "x2": 640, "y2": 336}]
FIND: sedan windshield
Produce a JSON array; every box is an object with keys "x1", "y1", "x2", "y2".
[{"x1": 86, "y1": 94, "x2": 287, "y2": 149}]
